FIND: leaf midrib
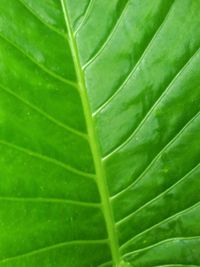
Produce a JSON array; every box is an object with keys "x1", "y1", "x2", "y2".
[{"x1": 60, "y1": 1, "x2": 120, "y2": 266}]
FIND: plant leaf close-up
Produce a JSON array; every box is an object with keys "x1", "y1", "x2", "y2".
[{"x1": 0, "y1": 0, "x2": 200, "y2": 266}]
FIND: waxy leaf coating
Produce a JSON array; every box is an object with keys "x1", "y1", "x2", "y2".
[{"x1": 0, "y1": 0, "x2": 199, "y2": 266}]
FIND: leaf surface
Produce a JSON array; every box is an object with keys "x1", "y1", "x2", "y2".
[{"x1": 0, "y1": 0, "x2": 200, "y2": 266}]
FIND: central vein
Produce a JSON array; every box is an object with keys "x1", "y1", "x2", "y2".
[{"x1": 60, "y1": 0, "x2": 120, "y2": 265}]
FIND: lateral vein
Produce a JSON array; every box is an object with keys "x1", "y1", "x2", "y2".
[
  {"x1": 0, "y1": 32, "x2": 77, "y2": 88},
  {"x1": 0, "y1": 196, "x2": 100, "y2": 208},
  {"x1": 0, "y1": 139, "x2": 95, "y2": 178},
  {"x1": 0, "y1": 84, "x2": 87, "y2": 139},
  {"x1": 0, "y1": 239, "x2": 109, "y2": 264}
]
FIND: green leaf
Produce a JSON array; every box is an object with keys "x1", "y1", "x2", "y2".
[{"x1": 0, "y1": 0, "x2": 199, "y2": 266}]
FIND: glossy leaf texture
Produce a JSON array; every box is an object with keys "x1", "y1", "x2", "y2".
[{"x1": 0, "y1": 0, "x2": 199, "y2": 266}]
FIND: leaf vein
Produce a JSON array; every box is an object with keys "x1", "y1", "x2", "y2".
[
  {"x1": 0, "y1": 196, "x2": 100, "y2": 207},
  {"x1": 74, "y1": 0, "x2": 95, "y2": 36},
  {"x1": 0, "y1": 239, "x2": 108, "y2": 264},
  {"x1": 152, "y1": 265, "x2": 200, "y2": 267},
  {"x1": 17, "y1": 0, "x2": 67, "y2": 38},
  {"x1": 0, "y1": 139, "x2": 95, "y2": 178},
  {"x1": 0, "y1": 33, "x2": 77, "y2": 88},
  {"x1": 111, "y1": 109, "x2": 200, "y2": 200},
  {"x1": 0, "y1": 84, "x2": 87, "y2": 139},
  {"x1": 103, "y1": 47, "x2": 200, "y2": 160},
  {"x1": 120, "y1": 201, "x2": 200, "y2": 251},
  {"x1": 122, "y1": 236, "x2": 200, "y2": 257},
  {"x1": 116, "y1": 161, "x2": 200, "y2": 227},
  {"x1": 82, "y1": 0, "x2": 130, "y2": 69},
  {"x1": 92, "y1": 0, "x2": 175, "y2": 115}
]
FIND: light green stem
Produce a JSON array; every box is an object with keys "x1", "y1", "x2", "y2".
[{"x1": 60, "y1": 0, "x2": 121, "y2": 266}]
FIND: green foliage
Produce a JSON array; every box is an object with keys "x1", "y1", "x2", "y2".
[{"x1": 0, "y1": 0, "x2": 199, "y2": 266}]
